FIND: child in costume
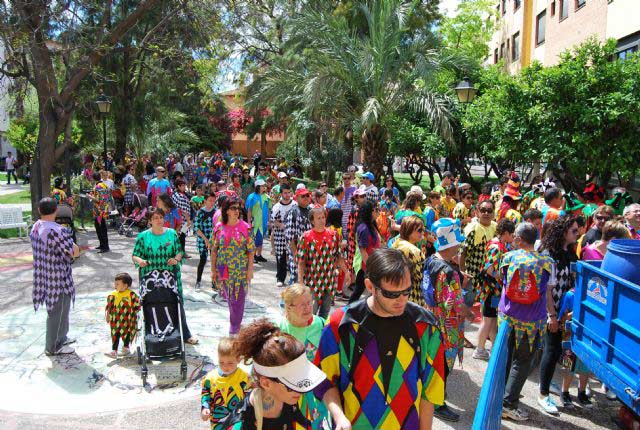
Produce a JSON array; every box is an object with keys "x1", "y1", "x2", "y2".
[
  {"x1": 201, "y1": 338, "x2": 250, "y2": 429},
  {"x1": 105, "y1": 272, "x2": 140, "y2": 358}
]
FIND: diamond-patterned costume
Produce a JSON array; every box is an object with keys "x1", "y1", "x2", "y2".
[
  {"x1": 391, "y1": 239, "x2": 425, "y2": 306},
  {"x1": 201, "y1": 368, "x2": 249, "y2": 430},
  {"x1": 463, "y1": 221, "x2": 497, "y2": 299},
  {"x1": 477, "y1": 238, "x2": 508, "y2": 304},
  {"x1": 92, "y1": 182, "x2": 111, "y2": 223},
  {"x1": 314, "y1": 301, "x2": 445, "y2": 430},
  {"x1": 191, "y1": 195, "x2": 205, "y2": 213},
  {"x1": 194, "y1": 207, "x2": 215, "y2": 255},
  {"x1": 296, "y1": 229, "x2": 341, "y2": 304},
  {"x1": 285, "y1": 205, "x2": 312, "y2": 284},
  {"x1": 122, "y1": 173, "x2": 137, "y2": 207},
  {"x1": 105, "y1": 289, "x2": 140, "y2": 349},
  {"x1": 452, "y1": 202, "x2": 471, "y2": 227},
  {"x1": 271, "y1": 200, "x2": 296, "y2": 257},
  {"x1": 132, "y1": 228, "x2": 184, "y2": 294},
  {"x1": 30, "y1": 220, "x2": 75, "y2": 311},
  {"x1": 424, "y1": 257, "x2": 465, "y2": 370}
]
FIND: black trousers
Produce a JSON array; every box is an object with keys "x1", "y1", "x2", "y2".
[
  {"x1": 539, "y1": 329, "x2": 563, "y2": 396},
  {"x1": 179, "y1": 232, "x2": 186, "y2": 253},
  {"x1": 348, "y1": 269, "x2": 367, "y2": 303},
  {"x1": 94, "y1": 218, "x2": 109, "y2": 249},
  {"x1": 276, "y1": 253, "x2": 288, "y2": 283},
  {"x1": 197, "y1": 252, "x2": 208, "y2": 283}
]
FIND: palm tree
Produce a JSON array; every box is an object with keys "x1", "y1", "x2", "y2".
[{"x1": 248, "y1": 0, "x2": 455, "y2": 179}]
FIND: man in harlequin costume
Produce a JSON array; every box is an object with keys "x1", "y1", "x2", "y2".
[
  {"x1": 314, "y1": 248, "x2": 446, "y2": 430},
  {"x1": 104, "y1": 272, "x2": 140, "y2": 358}
]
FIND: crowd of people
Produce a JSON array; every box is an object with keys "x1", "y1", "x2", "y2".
[{"x1": 28, "y1": 148, "x2": 640, "y2": 430}]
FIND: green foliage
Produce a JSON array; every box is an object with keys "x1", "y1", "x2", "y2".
[
  {"x1": 7, "y1": 112, "x2": 82, "y2": 158},
  {"x1": 463, "y1": 38, "x2": 640, "y2": 188}
]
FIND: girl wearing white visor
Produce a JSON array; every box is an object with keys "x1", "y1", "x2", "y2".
[{"x1": 222, "y1": 319, "x2": 350, "y2": 430}]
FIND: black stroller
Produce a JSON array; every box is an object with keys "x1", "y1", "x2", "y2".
[
  {"x1": 136, "y1": 269, "x2": 187, "y2": 385},
  {"x1": 118, "y1": 193, "x2": 149, "y2": 237}
]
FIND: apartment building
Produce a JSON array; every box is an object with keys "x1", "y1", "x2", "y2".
[{"x1": 487, "y1": 0, "x2": 640, "y2": 71}]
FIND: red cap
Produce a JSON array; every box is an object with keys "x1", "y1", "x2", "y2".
[{"x1": 295, "y1": 188, "x2": 311, "y2": 197}]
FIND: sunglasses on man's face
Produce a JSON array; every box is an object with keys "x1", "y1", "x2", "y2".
[
  {"x1": 374, "y1": 284, "x2": 412, "y2": 299},
  {"x1": 479, "y1": 208, "x2": 493, "y2": 214}
]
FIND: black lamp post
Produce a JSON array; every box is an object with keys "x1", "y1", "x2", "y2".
[
  {"x1": 96, "y1": 92, "x2": 112, "y2": 170},
  {"x1": 454, "y1": 76, "x2": 478, "y2": 105}
]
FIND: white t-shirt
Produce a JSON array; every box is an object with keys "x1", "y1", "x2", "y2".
[
  {"x1": 174, "y1": 162, "x2": 184, "y2": 174},
  {"x1": 5, "y1": 156, "x2": 15, "y2": 170}
]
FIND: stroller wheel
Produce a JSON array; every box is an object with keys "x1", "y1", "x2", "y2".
[
  {"x1": 137, "y1": 346, "x2": 142, "y2": 365},
  {"x1": 141, "y1": 372, "x2": 147, "y2": 386},
  {"x1": 180, "y1": 364, "x2": 188, "y2": 381}
]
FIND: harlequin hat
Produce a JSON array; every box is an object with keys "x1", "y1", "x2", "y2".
[
  {"x1": 503, "y1": 173, "x2": 522, "y2": 200},
  {"x1": 430, "y1": 218, "x2": 465, "y2": 251},
  {"x1": 533, "y1": 177, "x2": 556, "y2": 194},
  {"x1": 583, "y1": 182, "x2": 605, "y2": 203},
  {"x1": 564, "y1": 191, "x2": 585, "y2": 213}
]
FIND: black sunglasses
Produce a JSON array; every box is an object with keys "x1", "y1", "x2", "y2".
[
  {"x1": 479, "y1": 208, "x2": 493, "y2": 214},
  {"x1": 269, "y1": 378, "x2": 302, "y2": 393},
  {"x1": 374, "y1": 284, "x2": 412, "y2": 299}
]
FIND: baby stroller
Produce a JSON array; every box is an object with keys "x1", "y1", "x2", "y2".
[
  {"x1": 118, "y1": 193, "x2": 149, "y2": 237},
  {"x1": 55, "y1": 202, "x2": 77, "y2": 243},
  {"x1": 137, "y1": 269, "x2": 187, "y2": 385}
]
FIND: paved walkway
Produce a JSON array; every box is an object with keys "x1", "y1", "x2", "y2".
[{"x1": 0, "y1": 230, "x2": 621, "y2": 429}]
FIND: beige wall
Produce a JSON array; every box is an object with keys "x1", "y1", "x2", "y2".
[
  {"x1": 606, "y1": 0, "x2": 640, "y2": 40},
  {"x1": 543, "y1": 0, "x2": 607, "y2": 66},
  {"x1": 487, "y1": 0, "x2": 526, "y2": 72}
]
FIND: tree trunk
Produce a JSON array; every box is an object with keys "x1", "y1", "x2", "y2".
[
  {"x1": 361, "y1": 124, "x2": 387, "y2": 181},
  {"x1": 114, "y1": 47, "x2": 132, "y2": 164},
  {"x1": 30, "y1": 109, "x2": 61, "y2": 217},
  {"x1": 260, "y1": 129, "x2": 267, "y2": 156}
]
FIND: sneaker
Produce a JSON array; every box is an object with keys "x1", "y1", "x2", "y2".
[
  {"x1": 257, "y1": 255, "x2": 267, "y2": 263},
  {"x1": 605, "y1": 390, "x2": 617, "y2": 401},
  {"x1": 473, "y1": 348, "x2": 490, "y2": 361},
  {"x1": 577, "y1": 391, "x2": 593, "y2": 408},
  {"x1": 434, "y1": 404, "x2": 460, "y2": 422},
  {"x1": 561, "y1": 391, "x2": 574, "y2": 408},
  {"x1": 45, "y1": 345, "x2": 75, "y2": 356},
  {"x1": 120, "y1": 347, "x2": 131, "y2": 356},
  {"x1": 502, "y1": 407, "x2": 529, "y2": 422},
  {"x1": 195, "y1": 281, "x2": 201, "y2": 291},
  {"x1": 254, "y1": 256, "x2": 261, "y2": 264},
  {"x1": 276, "y1": 281, "x2": 284, "y2": 288},
  {"x1": 537, "y1": 395, "x2": 559, "y2": 415},
  {"x1": 62, "y1": 337, "x2": 77, "y2": 346},
  {"x1": 103, "y1": 350, "x2": 117, "y2": 359}
]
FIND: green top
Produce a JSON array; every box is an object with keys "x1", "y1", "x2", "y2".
[
  {"x1": 132, "y1": 228, "x2": 184, "y2": 295},
  {"x1": 278, "y1": 315, "x2": 326, "y2": 361}
]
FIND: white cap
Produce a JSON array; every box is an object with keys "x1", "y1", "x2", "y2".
[
  {"x1": 296, "y1": 183, "x2": 307, "y2": 191},
  {"x1": 255, "y1": 179, "x2": 266, "y2": 186},
  {"x1": 277, "y1": 171, "x2": 288, "y2": 179},
  {"x1": 410, "y1": 185, "x2": 426, "y2": 199},
  {"x1": 252, "y1": 353, "x2": 326, "y2": 393}
]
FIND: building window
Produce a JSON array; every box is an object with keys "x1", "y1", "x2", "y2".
[
  {"x1": 500, "y1": 42, "x2": 505, "y2": 59},
  {"x1": 514, "y1": 0, "x2": 521, "y2": 11},
  {"x1": 512, "y1": 32, "x2": 520, "y2": 60},
  {"x1": 501, "y1": 0, "x2": 506, "y2": 15},
  {"x1": 494, "y1": 48, "x2": 499, "y2": 63},
  {"x1": 617, "y1": 46, "x2": 637, "y2": 60},
  {"x1": 560, "y1": 0, "x2": 569, "y2": 20},
  {"x1": 576, "y1": 0, "x2": 586, "y2": 9},
  {"x1": 536, "y1": 10, "x2": 546, "y2": 45},
  {"x1": 551, "y1": 1, "x2": 556, "y2": 16}
]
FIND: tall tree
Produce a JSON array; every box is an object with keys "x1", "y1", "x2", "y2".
[{"x1": 0, "y1": 0, "x2": 171, "y2": 214}]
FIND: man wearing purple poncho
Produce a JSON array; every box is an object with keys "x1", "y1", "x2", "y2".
[{"x1": 30, "y1": 198, "x2": 80, "y2": 356}]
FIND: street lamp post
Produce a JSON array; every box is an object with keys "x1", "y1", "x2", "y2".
[
  {"x1": 454, "y1": 76, "x2": 478, "y2": 105},
  {"x1": 95, "y1": 93, "x2": 112, "y2": 170}
]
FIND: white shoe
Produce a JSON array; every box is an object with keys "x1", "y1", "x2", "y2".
[
  {"x1": 276, "y1": 281, "x2": 284, "y2": 288},
  {"x1": 46, "y1": 345, "x2": 75, "y2": 356},
  {"x1": 120, "y1": 347, "x2": 131, "y2": 356},
  {"x1": 472, "y1": 348, "x2": 490, "y2": 360}
]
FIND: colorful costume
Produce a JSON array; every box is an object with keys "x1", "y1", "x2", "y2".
[
  {"x1": 122, "y1": 173, "x2": 137, "y2": 209},
  {"x1": 463, "y1": 221, "x2": 497, "y2": 296},
  {"x1": 132, "y1": 228, "x2": 184, "y2": 293},
  {"x1": 498, "y1": 249, "x2": 554, "y2": 351},
  {"x1": 201, "y1": 368, "x2": 250, "y2": 430},
  {"x1": 296, "y1": 229, "x2": 341, "y2": 315},
  {"x1": 423, "y1": 256, "x2": 465, "y2": 370},
  {"x1": 92, "y1": 182, "x2": 111, "y2": 223},
  {"x1": 285, "y1": 205, "x2": 312, "y2": 285},
  {"x1": 146, "y1": 177, "x2": 172, "y2": 207},
  {"x1": 223, "y1": 394, "x2": 312, "y2": 430},
  {"x1": 211, "y1": 220, "x2": 255, "y2": 334},
  {"x1": 105, "y1": 289, "x2": 140, "y2": 350},
  {"x1": 314, "y1": 301, "x2": 445, "y2": 430},
  {"x1": 477, "y1": 238, "x2": 509, "y2": 305},
  {"x1": 194, "y1": 207, "x2": 216, "y2": 255},
  {"x1": 391, "y1": 238, "x2": 425, "y2": 306},
  {"x1": 245, "y1": 192, "x2": 270, "y2": 247}
]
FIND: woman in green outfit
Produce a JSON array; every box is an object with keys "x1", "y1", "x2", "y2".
[
  {"x1": 278, "y1": 283, "x2": 330, "y2": 430},
  {"x1": 132, "y1": 208, "x2": 198, "y2": 344}
]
